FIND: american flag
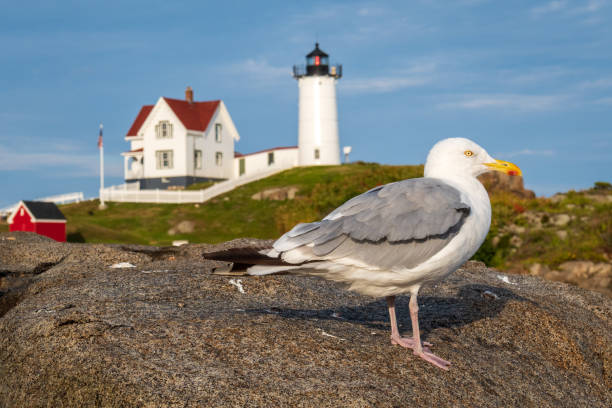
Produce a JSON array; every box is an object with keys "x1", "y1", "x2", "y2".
[{"x1": 97, "y1": 123, "x2": 103, "y2": 148}]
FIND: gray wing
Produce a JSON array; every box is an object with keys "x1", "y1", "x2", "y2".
[{"x1": 274, "y1": 178, "x2": 471, "y2": 270}]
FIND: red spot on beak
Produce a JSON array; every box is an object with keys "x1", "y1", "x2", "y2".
[{"x1": 508, "y1": 170, "x2": 518, "y2": 176}]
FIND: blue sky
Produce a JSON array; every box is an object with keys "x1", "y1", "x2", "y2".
[{"x1": 1, "y1": 0, "x2": 611, "y2": 208}]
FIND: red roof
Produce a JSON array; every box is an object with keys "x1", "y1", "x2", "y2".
[
  {"x1": 126, "y1": 98, "x2": 221, "y2": 137},
  {"x1": 123, "y1": 148, "x2": 144, "y2": 154},
  {"x1": 234, "y1": 146, "x2": 298, "y2": 158},
  {"x1": 126, "y1": 105, "x2": 153, "y2": 137}
]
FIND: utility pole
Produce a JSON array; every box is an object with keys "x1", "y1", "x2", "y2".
[{"x1": 98, "y1": 123, "x2": 107, "y2": 209}]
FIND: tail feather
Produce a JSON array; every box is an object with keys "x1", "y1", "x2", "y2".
[
  {"x1": 247, "y1": 265, "x2": 302, "y2": 276},
  {"x1": 204, "y1": 245, "x2": 302, "y2": 275},
  {"x1": 204, "y1": 247, "x2": 286, "y2": 265}
]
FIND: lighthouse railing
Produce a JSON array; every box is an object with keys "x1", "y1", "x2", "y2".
[{"x1": 292, "y1": 64, "x2": 342, "y2": 78}]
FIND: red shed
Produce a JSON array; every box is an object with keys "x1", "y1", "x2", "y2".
[{"x1": 8, "y1": 201, "x2": 67, "y2": 242}]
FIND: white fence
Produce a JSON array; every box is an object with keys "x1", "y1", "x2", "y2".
[
  {"x1": 39, "y1": 192, "x2": 85, "y2": 204},
  {"x1": 0, "y1": 192, "x2": 85, "y2": 216},
  {"x1": 100, "y1": 167, "x2": 291, "y2": 204},
  {"x1": 102, "y1": 182, "x2": 141, "y2": 192}
]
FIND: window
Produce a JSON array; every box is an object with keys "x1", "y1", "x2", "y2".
[
  {"x1": 314, "y1": 149, "x2": 320, "y2": 160},
  {"x1": 215, "y1": 152, "x2": 223, "y2": 166},
  {"x1": 239, "y1": 158, "x2": 245, "y2": 176},
  {"x1": 268, "y1": 152, "x2": 275, "y2": 166},
  {"x1": 215, "y1": 123, "x2": 222, "y2": 143},
  {"x1": 155, "y1": 121, "x2": 173, "y2": 139},
  {"x1": 307, "y1": 56, "x2": 329, "y2": 66},
  {"x1": 194, "y1": 150, "x2": 202, "y2": 169},
  {"x1": 156, "y1": 150, "x2": 173, "y2": 169}
]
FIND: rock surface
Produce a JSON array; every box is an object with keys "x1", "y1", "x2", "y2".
[
  {"x1": 0, "y1": 232, "x2": 610, "y2": 407},
  {"x1": 251, "y1": 186, "x2": 299, "y2": 201},
  {"x1": 529, "y1": 261, "x2": 612, "y2": 295},
  {"x1": 478, "y1": 173, "x2": 535, "y2": 198},
  {"x1": 168, "y1": 220, "x2": 196, "y2": 236}
]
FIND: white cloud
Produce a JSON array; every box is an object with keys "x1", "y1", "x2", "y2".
[
  {"x1": 341, "y1": 76, "x2": 430, "y2": 93},
  {"x1": 530, "y1": 0, "x2": 607, "y2": 20},
  {"x1": 400, "y1": 61, "x2": 439, "y2": 75},
  {"x1": 504, "y1": 67, "x2": 570, "y2": 84},
  {"x1": 530, "y1": 1, "x2": 568, "y2": 17},
  {"x1": 499, "y1": 149, "x2": 556, "y2": 158},
  {"x1": 594, "y1": 96, "x2": 612, "y2": 105},
  {"x1": 580, "y1": 15, "x2": 604, "y2": 25},
  {"x1": 437, "y1": 93, "x2": 567, "y2": 111},
  {"x1": 222, "y1": 58, "x2": 291, "y2": 91},
  {"x1": 287, "y1": 3, "x2": 434, "y2": 46},
  {"x1": 229, "y1": 58, "x2": 288, "y2": 79},
  {"x1": 0, "y1": 147, "x2": 123, "y2": 177},
  {"x1": 572, "y1": 0, "x2": 607, "y2": 13},
  {"x1": 0, "y1": 30, "x2": 151, "y2": 59},
  {"x1": 339, "y1": 60, "x2": 437, "y2": 94},
  {"x1": 572, "y1": 1, "x2": 609, "y2": 24},
  {"x1": 291, "y1": 4, "x2": 352, "y2": 24},
  {"x1": 356, "y1": 6, "x2": 386, "y2": 16},
  {"x1": 456, "y1": 0, "x2": 490, "y2": 5},
  {"x1": 577, "y1": 77, "x2": 612, "y2": 89}
]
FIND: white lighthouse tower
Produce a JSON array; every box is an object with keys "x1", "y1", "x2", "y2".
[{"x1": 293, "y1": 43, "x2": 342, "y2": 166}]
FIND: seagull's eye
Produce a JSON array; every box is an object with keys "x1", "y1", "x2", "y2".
[{"x1": 464, "y1": 150, "x2": 474, "y2": 157}]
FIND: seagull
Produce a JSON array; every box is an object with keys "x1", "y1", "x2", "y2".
[{"x1": 206, "y1": 138, "x2": 521, "y2": 370}]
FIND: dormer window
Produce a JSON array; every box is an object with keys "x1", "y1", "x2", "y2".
[
  {"x1": 215, "y1": 123, "x2": 222, "y2": 143},
  {"x1": 156, "y1": 121, "x2": 173, "y2": 139}
]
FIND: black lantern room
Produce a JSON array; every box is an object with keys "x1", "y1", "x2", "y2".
[
  {"x1": 293, "y1": 43, "x2": 342, "y2": 79},
  {"x1": 306, "y1": 43, "x2": 329, "y2": 75}
]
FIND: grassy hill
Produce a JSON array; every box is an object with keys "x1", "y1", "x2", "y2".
[
  {"x1": 2, "y1": 164, "x2": 610, "y2": 291},
  {"x1": 483, "y1": 188, "x2": 610, "y2": 268},
  {"x1": 60, "y1": 163, "x2": 423, "y2": 245}
]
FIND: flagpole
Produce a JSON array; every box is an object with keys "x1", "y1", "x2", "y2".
[{"x1": 99, "y1": 123, "x2": 107, "y2": 209}]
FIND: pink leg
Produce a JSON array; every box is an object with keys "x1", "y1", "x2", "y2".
[
  {"x1": 386, "y1": 296, "x2": 431, "y2": 348},
  {"x1": 386, "y1": 295, "x2": 451, "y2": 370}
]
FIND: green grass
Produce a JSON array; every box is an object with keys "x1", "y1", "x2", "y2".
[
  {"x1": 185, "y1": 181, "x2": 216, "y2": 190},
  {"x1": 472, "y1": 187, "x2": 612, "y2": 271},
  {"x1": 60, "y1": 163, "x2": 424, "y2": 246},
  {"x1": 4, "y1": 166, "x2": 610, "y2": 275}
]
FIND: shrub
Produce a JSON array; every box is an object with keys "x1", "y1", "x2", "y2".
[{"x1": 594, "y1": 181, "x2": 612, "y2": 190}]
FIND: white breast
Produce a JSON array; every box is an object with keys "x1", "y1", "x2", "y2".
[{"x1": 396, "y1": 176, "x2": 491, "y2": 286}]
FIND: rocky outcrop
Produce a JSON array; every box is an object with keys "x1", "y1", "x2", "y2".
[
  {"x1": 0, "y1": 232, "x2": 610, "y2": 407},
  {"x1": 551, "y1": 192, "x2": 612, "y2": 204},
  {"x1": 529, "y1": 261, "x2": 612, "y2": 295},
  {"x1": 168, "y1": 220, "x2": 196, "y2": 236},
  {"x1": 478, "y1": 173, "x2": 535, "y2": 198},
  {"x1": 251, "y1": 186, "x2": 299, "y2": 201}
]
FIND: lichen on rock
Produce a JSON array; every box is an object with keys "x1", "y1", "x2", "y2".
[{"x1": 0, "y1": 233, "x2": 610, "y2": 407}]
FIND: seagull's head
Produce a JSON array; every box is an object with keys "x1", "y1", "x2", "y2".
[{"x1": 424, "y1": 137, "x2": 522, "y2": 180}]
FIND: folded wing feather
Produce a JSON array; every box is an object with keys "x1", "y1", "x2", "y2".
[{"x1": 274, "y1": 178, "x2": 470, "y2": 270}]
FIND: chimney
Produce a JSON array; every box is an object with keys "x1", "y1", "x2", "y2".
[{"x1": 185, "y1": 86, "x2": 194, "y2": 104}]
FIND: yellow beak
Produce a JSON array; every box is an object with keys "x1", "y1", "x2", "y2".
[{"x1": 484, "y1": 159, "x2": 522, "y2": 176}]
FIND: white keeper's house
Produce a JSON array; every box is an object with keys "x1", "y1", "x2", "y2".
[
  {"x1": 123, "y1": 87, "x2": 291, "y2": 189},
  {"x1": 122, "y1": 43, "x2": 342, "y2": 190}
]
